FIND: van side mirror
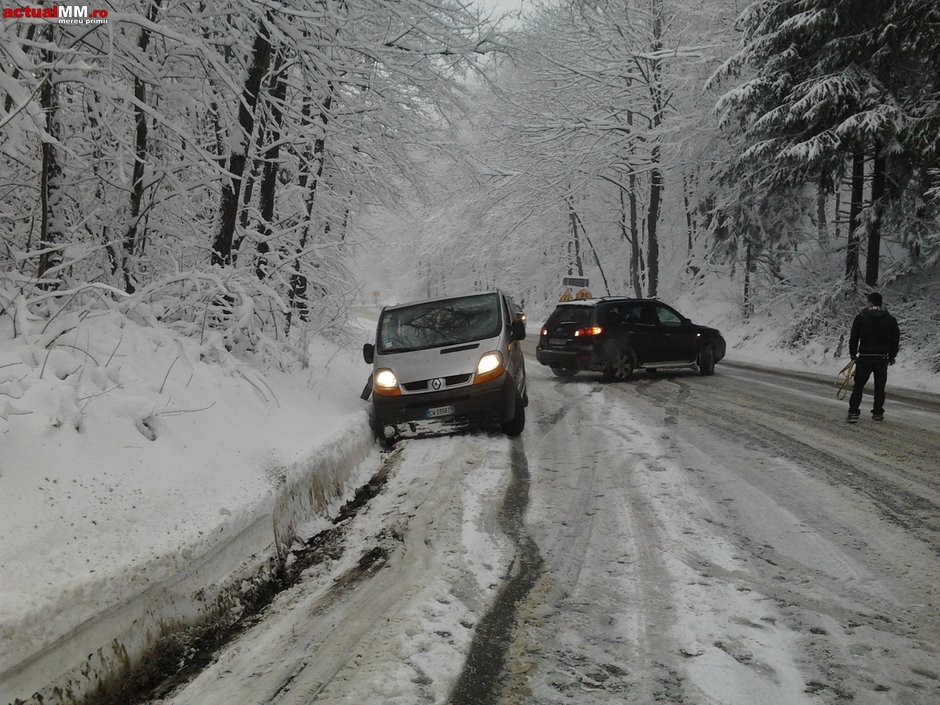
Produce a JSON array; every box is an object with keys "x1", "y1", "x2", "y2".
[
  {"x1": 362, "y1": 343, "x2": 374, "y2": 364},
  {"x1": 511, "y1": 319, "x2": 526, "y2": 341}
]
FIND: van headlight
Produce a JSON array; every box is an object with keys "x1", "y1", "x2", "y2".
[
  {"x1": 373, "y1": 368, "x2": 401, "y2": 396},
  {"x1": 474, "y1": 351, "x2": 504, "y2": 384}
]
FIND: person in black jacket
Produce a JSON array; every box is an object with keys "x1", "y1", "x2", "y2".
[{"x1": 847, "y1": 292, "x2": 900, "y2": 422}]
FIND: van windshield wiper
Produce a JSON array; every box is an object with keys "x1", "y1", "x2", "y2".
[{"x1": 379, "y1": 345, "x2": 422, "y2": 354}]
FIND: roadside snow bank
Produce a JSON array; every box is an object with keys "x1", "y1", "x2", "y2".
[
  {"x1": 0, "y1": 309, "x2": 373, "y2": 705},
  {"x1": 670, "y1": 285, "x2": 940, "y2": 395}
]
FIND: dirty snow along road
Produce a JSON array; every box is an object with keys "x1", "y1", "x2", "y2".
[{"x1": 152, "y1": 362, "x2": 940, "y2": 705}]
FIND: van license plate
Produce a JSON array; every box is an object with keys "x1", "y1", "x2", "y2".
[{"x1": 425, "y1": 405, "x2": 455, "y2": 419}]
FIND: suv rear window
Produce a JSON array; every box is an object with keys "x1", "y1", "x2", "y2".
[{"x1": 545, "y1": 306, "x2": 596, "y2": 327}]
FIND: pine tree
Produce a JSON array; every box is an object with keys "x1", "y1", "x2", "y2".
[{"x1": 714, "y1": 0, "x2": 940, "y2": 284}]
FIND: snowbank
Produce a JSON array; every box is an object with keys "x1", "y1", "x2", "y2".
[
  {"x1": 670, "y1": 280, "x2": 940, "y2": 396},
  {"x1": 0, "y1": 310, "x2": 373, "y2": 705}
]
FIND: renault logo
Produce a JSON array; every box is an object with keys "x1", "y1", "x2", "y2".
[{"x1": 431, "y1": 378, "x2": 443, "y2": 391}]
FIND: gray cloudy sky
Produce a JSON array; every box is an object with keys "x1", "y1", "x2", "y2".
[{"x1": 477, "y1": 0, "x2": 528, "y2": 19}]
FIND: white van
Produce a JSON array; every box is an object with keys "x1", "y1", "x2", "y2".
[{"x1": 362, "y1": 290, "x2": 528, "y2": 446}]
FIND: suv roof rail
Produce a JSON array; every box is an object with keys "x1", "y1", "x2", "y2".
[{"x1": 595, "y1": 296, "x2": 659, "y2": 301}]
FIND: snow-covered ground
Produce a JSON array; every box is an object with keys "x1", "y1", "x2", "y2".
[
  {"x1": 514, "y1": 362, "x2": 939, "y2": 705},
  {"x1": 128, "y1": 357, "x2": 940, "y2": 704},
  {"x1": 2, "y1": 299, "x2": 936, "y2": 705},
  {"x1": 0, "y1": 309, "x2": 372, "y2": 704},
  {"x1": 148, "y1": 436, "x2": 516, "y2": 705}
]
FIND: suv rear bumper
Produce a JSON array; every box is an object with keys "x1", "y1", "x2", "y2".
[
  {"x1": 536, "y1": 345, "x2": 604, "y2": 371},
  {"x1": 372, "y1": 372, "x2": 517, "y2": 437}
]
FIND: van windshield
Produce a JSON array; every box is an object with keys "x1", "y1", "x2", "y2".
[{"x1": 377, "y1": 293, "x2": 502, "y2": 354}]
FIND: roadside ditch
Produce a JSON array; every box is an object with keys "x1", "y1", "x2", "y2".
[{"x1": 4, "y1": 416, "x2": 385, "y2": 705}]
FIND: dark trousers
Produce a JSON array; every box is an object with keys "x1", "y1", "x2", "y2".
[{"x1": 849, "y1": 357, "x2": 889, "y2": 415}]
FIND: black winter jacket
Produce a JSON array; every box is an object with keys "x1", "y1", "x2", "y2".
[{"x1": 849, "y1": 307, "x2": 900, "y2": 359}]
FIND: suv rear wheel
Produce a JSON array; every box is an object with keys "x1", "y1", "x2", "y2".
[
  {"x1": 603, "y1": 346, "x2": 635, "y2": 382},
  {"x1": 550, "y1": 366, "x2": 578, "y2": 379}
]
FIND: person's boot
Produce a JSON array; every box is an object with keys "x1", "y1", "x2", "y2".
[
  {"x1": 847, "y1": 411, "x2": 860, "y2": 423},
  {"x1": 872, "y1": 411, "x2": 884, "y2": 421}
]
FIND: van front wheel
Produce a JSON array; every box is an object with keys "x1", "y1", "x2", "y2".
[
  {"x1": 502, "y1": 395, "x2": 526, "y2": 436},
  {"x1": 371, "y1": 414, "x2": 396, "y2": 449}
]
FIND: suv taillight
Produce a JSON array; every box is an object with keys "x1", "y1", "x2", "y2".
[{"x1": 574, "y1": 326, "x2": 603, "y2": 337}]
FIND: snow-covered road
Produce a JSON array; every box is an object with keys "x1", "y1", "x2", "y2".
[
  {"x1": 514, "y1": 362, "x2": 939, "y2": 705},
  {"x1": 148, "y1": 359, "x2": 940, "y2": 705}
]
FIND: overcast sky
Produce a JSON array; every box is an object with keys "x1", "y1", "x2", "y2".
[{"x1": 478, "y1": 0, "x2": 528, "y2": 21}]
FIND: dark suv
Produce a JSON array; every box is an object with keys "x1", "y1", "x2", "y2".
[{"x1": 535, "y1": 298, "x2": 726, "y2": 381}]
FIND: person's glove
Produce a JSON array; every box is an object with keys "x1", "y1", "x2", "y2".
[
  {"x1": 888, "y1": 357, "x2": 896, "y2": 365},
  {"x1": 851, "y1": 355, "x2": 857, "y2": 361}
]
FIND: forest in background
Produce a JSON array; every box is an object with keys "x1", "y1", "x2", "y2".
[
  {"x1": 1, "y1": 0, "x2": 939, "y2": 371},
  {"x1": 407, "y1": 0, "x2": 940, "y2": 370},
  {"x1": 0, "y1": 0, "x2": 498, "y2": 364}
]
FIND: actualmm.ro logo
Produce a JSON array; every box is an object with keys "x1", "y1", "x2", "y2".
[{"x1": 2, "y1": 5, "x2": 109, "y2": 24}]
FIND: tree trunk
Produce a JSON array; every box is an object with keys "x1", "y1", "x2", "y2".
[
  {"x1": 287, "y1": 85, "x2": 334, "y2": 331},
  {"x1": 618, "y1": 183, "x2": 642, "y2": 298},
  {"x1": 83, "y1": 90, "x2": 118, "y2": 275},
  {"x1": 212, "y1": 13, "x2": 273, "y2": 266},
  {"x1": 199, "y1": 1, "x2": 226, "y2": 168},
  {"x1": 864, "y1": 152, "x2": 886, "y2": 287},
  {"x1": 816, "y1": 177, "x2": 828, "y2": 247},
  {"x1": 233, "y1": 125, "x2": 266, "y2": 254},
  {"x1": 845, "y1": 148, "x2": 865, "y2": 284},
  {"x1": 743, "y1": 238, "x2": 753, "y2": 320},
  {"x1": 37, "y1": 26, "x2": 63, "y2": 284},
  {"x1": 683, "y1": 173, "x2": 699, "y2": 277},
  {"x1": 233, "y1": 55, "x2": 280, "y2": 261},
  {"x1": 627, "y1": 112, "x2": 642, "y2": 297},
  {"x1": 645, "y1": 0, "x2": 664, "y2": 299},
  {"x1": 833, "y1": 187, "x2": 841, "y2": 242},
  {"x1": 617, "y1": 185, "x2": 631, "y2": 283},
  {"x1": 566, "y1": 196, "x2": 584, "y2": 277},
  {"x1": 122, "y1": 0, "x2": 163, "y2": 293},
  {"x1": 255, "y1": 49, "x2": 288, "y2": 280},
  {"x1": 647, "y1": 162, "x2": 662, "y2": 298}
]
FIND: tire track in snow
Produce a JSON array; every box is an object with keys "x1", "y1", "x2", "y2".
[
  {"x1": 615, "y1": 371, "x2": 940, "y2": 703},
  {"x1": 629, "y1": 373, "x2": 940, "y2": 551},
  {"x1": 449, "y1": 439, "x2": 543, "y2": 705},
  {"x1": 494, "y1": 372, "x2": 691, "y2": 705}
]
